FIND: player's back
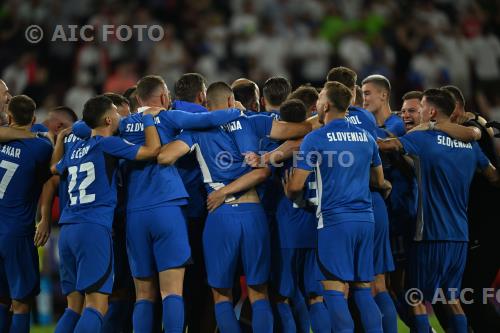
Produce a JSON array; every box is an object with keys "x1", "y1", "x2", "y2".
[
  {"x1": 57, "y1": 136, "x2": 135, "y2": 230},
  {"x1": 376, "y1": 113, "x2": 406, "y2": 139},
  {"x1": 302, "y1": 119, "x2": 378, "y2": 226},
  {"x1": 400, "y1": 130, "x2": 488, "y2": 241},
  {"x1": 276, "y1": 159, "x2": 317, "y2": 248},
  {"x1": 346, "y1": 106, "x2": 378, "y2": 139},
  {"x1": 179, "y1": 125, "x2": 250, "y2": 195},
  {"x1": 119, "y1": 112, "x2": 188, "y2": 211},
  {"x1": 0, "y1": 137, "x2": 52, "y2": 235}
]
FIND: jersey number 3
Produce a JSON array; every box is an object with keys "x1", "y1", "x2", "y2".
[
  {"x1": 68, "y1": 162, "x2": 96, "y2": 205},
  {"x1": 0, "y1": 160, "x2": 19, "y2": 199}
]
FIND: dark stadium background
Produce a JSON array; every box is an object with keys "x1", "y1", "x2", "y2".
[{"x1": 1, "y1": 0, "x2": 499, "y2": 332}]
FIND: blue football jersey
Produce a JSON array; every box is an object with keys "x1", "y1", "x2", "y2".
[
  {"x1": 0, "y1": 137, "x2": 52, "y2": 236},
  {"x1": 376, "y1": 114, "x2": 406, "y2": 139},
  {"x1": 346, "y1": 106, "x2": 377, "y2": 139},
  {"x1": 171, "y1": 100, "x2": 210, "y2": 219},
  {"x1": 119, "y1": 108, "x2": 242, "y2": 211},
  {"x1": 399, "y1": 131, "x2": 490, "y2": 241},
  {"x1": 56, "y1": 136, "x2": 140, "y2": 230},
  {"x1": 177, "y1": 115, "x2": 273, "y2": 196},
  {"x1": 260, "y1": 110, "x2": 280, "y2": 120},
  {"x1": 297, "y1": 119, "x2": 381, "y2": 228},
  {"x1": 31, "y1": 123, "x2": 49, "y2": 133},
  {"x1": 276, "y1": 159, "x2": 317, "y2": 248}
]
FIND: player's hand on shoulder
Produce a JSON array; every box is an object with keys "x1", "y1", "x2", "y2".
[
  {"x1": 244, "y1": 152, "x2": 264, "y2": 168},
  {"x1": 234, "y1": 101, "x2": 246, "y2": 111},
  {"x1": 34, "y1": 218, "x2": 51, "y2": 247},
  {"x1": 207, "y1": 189, "x2": 226, "y2": 212}
]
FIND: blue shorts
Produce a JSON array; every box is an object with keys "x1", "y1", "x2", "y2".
[
  {"x1": 409, "y1": 241, "x2": 467, "y2": 301},
  {"x1": 126, "y1": 206, "x2": 191, "y2": 278},
  {"x1": 59, "y1": 223, "x2": 114, "y2": 295},
  {"x1": 372, "y1": 192, "x2": 395, "y2": 275},
  {"x1": 272, "y1": 248, "x2": 322, "y2": 298},
  {"x1": 203, "y1": 203, "x2": 270, "y2": 288},
  {"x1": 0, "y1": 235, "x2": 40, "y2": 300},
  {"x1": 112, "y1": 228, "x2": 133, "y2": 291},
  {"x1": 317, "y1": 222, "x2": 375, "y2": 282}
]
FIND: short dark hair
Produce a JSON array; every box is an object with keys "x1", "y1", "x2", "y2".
[
  {"x1": 323, "y1": 81, "x2": 352, "y2": 112},
  {"x1": 52, "y1": 106, "x2": 78, "y2": 123},
  {"x1": 441, "y1": 85, "x2": 465, "y2": 106},
  {"x1": 104, "y1": 92, "x2": 129, "y2": 107},
  {"x1": 233, "y1": 82, "x2": 258, "y2": 110},
  {"x1": 174, "y1": 73, "x2": 206, "y2": 102},
  {"x1": 362, "y1": 74, "x2": 391, "y2": 94},
  {"x1": 354, "y1": 85, "x2": 363, "y2": 106},
  {"x1": 263, "y1": 77, "x2": 291, "y2": 106},
  {"x1": 289, "y1": 85, "x2": 318, "y2": 111},
  {"x1": 123, "y1": 86, "x2": 138, "y2": 112},
  {"x1": 8, "y1": 95, "x2": 36, "y2": 126},
  {"x1": 83, "y1": 95, "x2": 114, "y2": 129},
  {"x1": 279, "y1": 99, "x2": 307, "y2": 123},
  {"x1": 402, "y1": 91, "x2": 423, "y2": 101},
  {"x1": 206, "y1": 82, "x2": 233, "y2": 107},
  {"x1": 136, "y1": 75, "x2": 165, "y2": 100},
  {"x1": 423, "y1": 88, "x2": 456, "y2": 117},
  {"x1": 326, "y1": 66, "x2": 357, "y2": 89}
]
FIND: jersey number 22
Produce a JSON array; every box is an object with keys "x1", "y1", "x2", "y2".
[{"x1": 68, "y1": 162, "x2": 96, "y2": 205}]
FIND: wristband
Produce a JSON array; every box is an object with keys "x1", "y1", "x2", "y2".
[{"x1": 143, "y1": 114, "x2": 155, "y2": 128}]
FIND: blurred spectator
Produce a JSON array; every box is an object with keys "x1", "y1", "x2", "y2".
[
  {"x1": 103, "y1": 61, "x2": 138, "y2": 94},
  {"x1": 410, "y1": 39, "x2": 449, "y2": 88},
  {"x1": 64, "y1": 71, "x2": 96, "y2": 118},
  {"x1": 338, "y1": 31, "x2": 371, "y2": 73},
  {"x1": 148, "y1": 25, "x2": 187, "y2": 84},
  {"x1": 465, "y1": 26, "x2": 500, "y2": 96},
  {"x1": 436, "y1": 27, "x2": 471, "y2": 96},
  {"x1": 2, "y1": 52, "x2": 33, "y2": 95}
]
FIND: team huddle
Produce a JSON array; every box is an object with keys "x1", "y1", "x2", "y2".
[{"x1": 0, "y1": 66, "x2": 498, "y2": 333}]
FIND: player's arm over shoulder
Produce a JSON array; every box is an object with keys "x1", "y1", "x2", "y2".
[{"x1": 157, "y1": 131, "x2": 193, "y2": 165}]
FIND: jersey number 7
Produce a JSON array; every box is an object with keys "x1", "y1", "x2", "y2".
[
  {"x1": 0, "y1": 160, "x2": 19, "y2": 199},
  {"x1": 68, "y1": 162, "x2": 96, "y2": 205}
]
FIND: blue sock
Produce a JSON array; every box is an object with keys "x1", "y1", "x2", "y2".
[
  {"x1": 55, "y1": 308, "x2": 80, "y2": 333},
  {"x1": 291, "y1": 292, "x2": 310, "y2": 333},
  {"x1": 9, "y1": 313, "x2": 29, "y2": 333},
  {"x1": 309, "y1": 302, "x2": 331, "y2": 333},
  {"x1": 74, "y1": 307, "x2": 103, "y2": 333},
  {"x1": 162, "y1": 295, "x2": 184, "y2": 333},
  {"x1": 215, "y1": 301, "x2": 241, "y2": 333},
  {"x1": 0, "y1": 304, "x2": 9, "y2": 333},
  {"x1": 414, "y1": 314, "x2": 429, "y2": 333},
  {"x1": 451, "y1": 314, "x2": 467, "y2": 333},
  {"x1": 276, "y1": 303, "x2": 296, "y2": 332},
  {"x1": 133, "y1": 300, "x2": 154, "y2": 333},
  {"x1": 251, "y1": 299, "x2": 274, "y2": 333},
  {"x1": 353, "y1": 288, "x2": 383, "y2": 333},
  {"x1": 323, "y1": 290, "x2": 354, "y2": 333},
  {"x1": 374, "y1": 291, "x2": 398, "y2": 333}
]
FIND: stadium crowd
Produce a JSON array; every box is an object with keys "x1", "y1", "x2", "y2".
[{"x1": 0, "y1": 1, "x2": 500, "y2": 333}]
